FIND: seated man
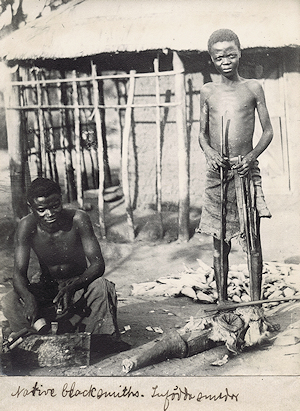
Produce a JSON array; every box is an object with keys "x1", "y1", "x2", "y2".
[{"x1": 2, "y1": 177, "x2": 120, "y2": 344}]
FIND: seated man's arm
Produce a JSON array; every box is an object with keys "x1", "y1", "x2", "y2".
[
  {"x1": 13, "y1": 216, "x2": 38, "y2": 324},
  {"x1": 53, "y1": 210, "x2": 105, "y2": 309}
]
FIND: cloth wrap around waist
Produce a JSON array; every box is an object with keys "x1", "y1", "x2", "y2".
[{"x1": 198, "y1": 158, "x2": 271, "y2": 245}]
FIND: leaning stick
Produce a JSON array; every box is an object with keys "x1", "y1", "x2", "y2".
[
  {"x1": 205, "y1": 295, "x2": 300, "y2": 313},
  {"x1": 122, "y1": 70, "x2": 136, "y2": 241},
  {"x1": 220, "y1": 117, "x2": 230, "y2": 283},
  {"x1": 220, "y1": 116, "x2": 225, "y2": 279}
]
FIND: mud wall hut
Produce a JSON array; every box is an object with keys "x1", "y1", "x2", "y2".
[{"x1": 0, "y1": 0, "x2": 299, "y2": 241}]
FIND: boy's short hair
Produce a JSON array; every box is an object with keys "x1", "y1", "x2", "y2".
[
  {"x1": 27, "y1": 177, "x2": 61, "y2": 204},
  {"x1": 208, "y1": 29, "x2": 241, "y2": 54}
]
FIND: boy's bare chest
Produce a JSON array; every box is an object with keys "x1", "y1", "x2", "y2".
[{"x1": 207, "y1": 85, "x2": 255, "y2": 114}]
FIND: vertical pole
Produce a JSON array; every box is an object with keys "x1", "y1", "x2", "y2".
[
  {"x1": 72, "y1": 70, "x2": 83, "y2": 208},
  {"x1": 57, "y1": 82, "x2": 69, "y2": 201},
  {"x1": 173, "y1": 51, "x2": 189, "y2": 241},
  {"x1": 154, "y1": 57, "x2": 162, "y2": 214},
  {"x1": 4, "y1": 69, "x2": 28, "y2": 220},
  {"x1": 122, "y1": 70, "x2": 136, "y2": 241},
  {"x1": 91, "y1": 62, "x2": 106, "y2": 237},
  {"x1": 35, "y1": 72, "x2": 47, "y2": 177}
]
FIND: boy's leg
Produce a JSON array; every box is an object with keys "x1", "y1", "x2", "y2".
[{"x1": 213, "y1": 237, "x2": 231, "y2": 303}]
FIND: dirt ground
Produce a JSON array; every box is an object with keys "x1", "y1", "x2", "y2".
[{"x1": 0, "y1": 149, "x2": 299, "y2": 377}]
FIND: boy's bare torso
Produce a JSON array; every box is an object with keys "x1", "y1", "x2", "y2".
[{"x1": 204, "y1": 78, "x2": 258, "y2": 157}]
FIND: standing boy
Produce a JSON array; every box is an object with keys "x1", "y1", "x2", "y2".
[
  {"x1": 198, "y1": 29, "x2": 273, "y2": 303},
  {"x1": 2, "y1": 177, "x2": 119, "y2": 340}
]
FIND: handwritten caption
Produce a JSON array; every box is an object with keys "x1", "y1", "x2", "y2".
[{"x1": 11, "y1": 381, "x2": 239, "y2": 410}]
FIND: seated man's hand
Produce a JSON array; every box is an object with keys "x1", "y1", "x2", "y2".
[
  {"x1": 23, "y1": 293, "x2": 38, "y2": 325},
  {"x1": 53, "y1": 280, "x2": 76, "y2": 315}
]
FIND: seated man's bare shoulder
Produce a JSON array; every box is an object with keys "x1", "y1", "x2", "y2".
[
  {"x1": 17, "y1": 213, "x2": 38, "y2": 242},
  {"x1": 72, "y1": 208, "x2": 94, "y2": 230}
]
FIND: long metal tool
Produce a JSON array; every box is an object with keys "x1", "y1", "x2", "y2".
[
  {"x1": 238, "y1": 155, "x2": 260, "y2": 300},
  {"x1": 220, "y1": 116, "x2": 230, "y2": 285},
  {"x1": 205, "y1": 295, "x2": 300, "y2": 313}
]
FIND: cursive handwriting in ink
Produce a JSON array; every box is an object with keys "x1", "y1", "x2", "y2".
[
  {"x1": 197, "y1": 387, "x2": 239, "y2": 402},
  {"x1": 152, "y1": 385, "x2": 195, "y2": 411},
  {"x1": 152, "y1": 385, "x2": 239, "y2": 410},
  {"x1": 11, "y1": 381, "x2": 56, "y2": 398},
  {"x1": 62, "y1": 382, "x2": 140, "y2": 399}
]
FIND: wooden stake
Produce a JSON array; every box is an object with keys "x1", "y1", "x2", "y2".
[
  {"x1": 173, "y1": 52, "x2": 189, "y2": 241},
  {"x1": 36, "y1": 73, "x2": 47, "y2": 177},
  {"x1": 154, "y1": 58, "x2": 162, "y2": 214},
  {"x1": 91, "y1": 63, "x2": 106, "y2": 237},
  {"x1": 72, "y1": 70, "x2": 83, "y2": 208},
  {"x1": 4, "y1": 68, "x2": 28, "y2": 219},
  {"x1": 122, "y1": 70, "x2": 136, "y2": 241}
]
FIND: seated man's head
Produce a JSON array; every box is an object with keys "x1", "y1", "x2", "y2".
[
  {"x1": 27, "y1": 178, "x2": 62, "y2": 227},
  {"x1": 208, "y1": 29, "x2": 241, "y2": 77}
]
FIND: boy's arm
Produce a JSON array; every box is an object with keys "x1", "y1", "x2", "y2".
[
  {"x1": 53, "y1": 210, "x2": 105, "y2": 309},
  {"x1": 13, "y1": 217, "x2": 38, "y2": 324},
  {"x1": 235, "y1": 81, "x2": 273, "y2": 176},
  {"x1": 198, "y1": 85, "x2": 227, "y2": 170}
]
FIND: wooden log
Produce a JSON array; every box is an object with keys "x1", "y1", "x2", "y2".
[
  {"x1": 173, "y1": 52, "x2": 190, "y2": 241},
  {"x1": 122, "y1": 330, "x2": 187, "y2": 373},
  {"x1": 72, "y1": 70, "x2": 83, "y2": 208},
  {"x1": 4, "y1": 68, "x2": 28, "y2": 219},
  {"x1": 91, "y1": 63, "x2": 106, "y2": 237},
  {"x1": 122, "y1": 327, "x2": 216, "y2": 374},
  {"x1": 121, "y1": 70, "x2": 136, "y2": 241}
]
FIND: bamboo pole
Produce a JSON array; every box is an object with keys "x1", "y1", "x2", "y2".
[
  {"x1": 122, "y1": 70, "x2": 136, "y2": 241},
  {"x1": 91, "y1": 63, "x2": 106, "y2": 237},
  {"x1": 72, "y1": 70, "x2": 83, "y2": 208},
  {"x1": 57, "y1": 82, "x2": 70, "y2": 201},
  {"x1": 41, "y1": 72, "x2": 59, "y2": 183},
  {"x1": 154, "y1": 57, "x2": 162, "y2": 214},
  {"x1": 36, "y1": 73, "x2": 47, "y2": 177},
  {"x1": 173, "y1": 52, "x2": 190, "y2": 241},
  {"x1": 59, "y1": 73, "x2": 77, "y2": 202},
  {"x1": 4, "y1": 68, "x2": 28, "y2": 220},
  {"x1": 10, "y1": 68, "x2": 185, "y2": 87}
]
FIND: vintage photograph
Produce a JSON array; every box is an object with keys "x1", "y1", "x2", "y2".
[{"x1": 0, "y1": 0, "x2": 299, "y2": 409}]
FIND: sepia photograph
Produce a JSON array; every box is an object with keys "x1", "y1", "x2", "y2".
[{"x1": 0, "y1": 0, "x2": 299, "y2": 410}]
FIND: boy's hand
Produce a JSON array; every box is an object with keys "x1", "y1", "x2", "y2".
[
  {"x1": 205, "y1": 148, "x2": 228, "y2": 171},
  {"x1": 233, "y1": 153, "x2": 255, "y2": 177}
]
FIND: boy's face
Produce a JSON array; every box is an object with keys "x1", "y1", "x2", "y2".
[
  {"x1": 30, "y1": 193, "x2": 63, "y2": 229},
  {"x1": 210, "y1": 40, "x2": 241, "y2": 78}
]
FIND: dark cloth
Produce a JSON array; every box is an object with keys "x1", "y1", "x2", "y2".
[
  {"x1": 198, "y1": 159, "x2": 271, "y2": 242},
  {"x1": 1, "y1": 276, "x2": 119, "y2": 336}
]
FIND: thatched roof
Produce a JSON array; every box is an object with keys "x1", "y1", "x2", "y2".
[{"x1": 0, "y1": 0, "x2": 299, "y2": 61}]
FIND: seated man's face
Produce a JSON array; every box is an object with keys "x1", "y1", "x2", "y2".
[{"x1": 31, "y1": 193, "x2": 63, "y2": 228}]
